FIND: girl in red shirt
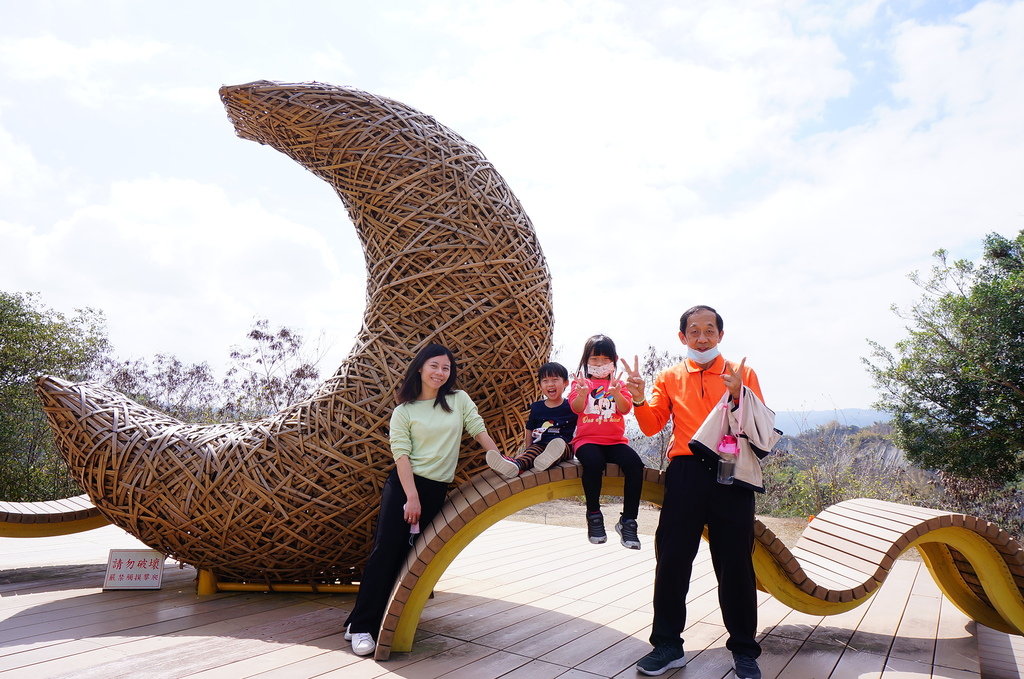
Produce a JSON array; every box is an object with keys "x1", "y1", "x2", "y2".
[{"x1": 569, "y1": 334, "x2": 645, "y2": 549}]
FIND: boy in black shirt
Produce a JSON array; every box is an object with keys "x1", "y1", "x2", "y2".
[{"x1": 487, "y1": 362, "x2": 578, "y2": 478}]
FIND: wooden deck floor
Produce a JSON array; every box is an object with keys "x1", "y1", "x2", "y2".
[{"x1": 1, "y1": 519, "x2": 1020, "y2": 678}]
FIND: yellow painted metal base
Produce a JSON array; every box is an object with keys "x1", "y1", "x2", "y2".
[{"x1": 195, "y1": 568, "x2": 360, "y2": 595}]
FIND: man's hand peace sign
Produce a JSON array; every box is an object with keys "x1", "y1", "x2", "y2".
[
  {"x1": 723, "y1": 357, "x2": 746, "y2": 400},
  {"x1": 620, "y1": 355, "x2": 645, "y2": 402}
]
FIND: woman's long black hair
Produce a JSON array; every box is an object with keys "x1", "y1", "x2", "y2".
[{"x1": 396, "y1": 343, "x2": 458, "y2": 412}]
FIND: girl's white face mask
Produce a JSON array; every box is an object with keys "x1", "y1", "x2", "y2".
[
  {"x1": 686, "y1": 345, "x2": 720, "y2": 365},
  {"x1": 587, "y1": 362, "x2": 615, "y2": 379}
]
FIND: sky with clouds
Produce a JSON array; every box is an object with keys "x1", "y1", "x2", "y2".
[{"x1": 1, "y1": 0, "x2": 1022, "y2": 414}]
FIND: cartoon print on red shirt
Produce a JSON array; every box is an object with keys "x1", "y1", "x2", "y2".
[
  {"x1": 584, "y1": 384, "x2": 618, "y2": 422},
  {"x1": 571, "y1": 377, "x2": 630, "y2": 450}
]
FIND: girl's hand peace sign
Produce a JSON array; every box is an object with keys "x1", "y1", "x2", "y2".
[
  {"x1": 607, "y1": 372, "x2": 627, "y2": 397},
  {"x1": 620, "y1": 356, "x2": 645, "y2": 401},
  {"x1": 570, "y1": 369, "x2": 592, "y2": 394}
]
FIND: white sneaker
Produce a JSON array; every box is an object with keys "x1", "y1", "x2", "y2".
[
  {"x1": 486, "y1": 449, "x2": 520, "y2": 479},
  {"x1": 533, "y1": 438, "x2": 567, "y2": 471},
  {"x1": 345, "y1": 624, "x2": 352, "y2": 640},
  {"x1": 350, "y1": 630, "x2": 375, "y2": 656}
]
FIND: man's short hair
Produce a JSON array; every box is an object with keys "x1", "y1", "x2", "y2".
[
  {"x1": 679, "y1": 305, "x2": 724, "y2": 333},
  {"x1": 537, "y1": 362, "x2": 568, "y2": 381}
]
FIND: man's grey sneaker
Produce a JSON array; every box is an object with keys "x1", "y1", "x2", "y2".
[
  {"x1": 586, "y1": 510, "x2": 607, "y2": 544},
  {"x1": 733, "y1": 652, "x2": 762, "y2": 679},
  {"x1": 636, "y1": 644, "x2": 687, "y2": 676},
  {"x1": 615, "y1": 517, "x2": 641, "y2": 549},
  {"x1": 533, "y1": 438, "x2": 567, "y2": 472},
  {"x1": 486, "y1": 449, "x2": 520, "y2": 479}
]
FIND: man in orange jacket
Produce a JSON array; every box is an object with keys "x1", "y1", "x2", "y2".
[{"x1": 623, "y1": 305, "x2": 765, "y2": 679}]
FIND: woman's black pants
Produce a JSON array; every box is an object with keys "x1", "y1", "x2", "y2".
[{"x1": 344, "y1": 469, "x2": 449, "y2": 638}]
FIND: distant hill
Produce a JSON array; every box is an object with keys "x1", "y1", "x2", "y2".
[{"x1": 774, "y1": 409, "x2": 890, "y2": 435}]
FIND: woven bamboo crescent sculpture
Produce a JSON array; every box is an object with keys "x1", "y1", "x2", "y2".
[{"x1": 35, "y1": 80, "x2": 553, "y2": 583}]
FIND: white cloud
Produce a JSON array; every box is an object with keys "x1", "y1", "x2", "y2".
[
  {"x1": 135, "y1": 84, "x2": 218, "y2": 110},
  {"x1": 0, "y1": 35, "x2": 165, "y2": 80},
  {"x1": 311, "y1": 46, "x2": 356, "y2": 78},
  {"x1": 392, "y1": 0, "x2": 855, "y2": 235},
  {"x1": 0, "y1": 35, "x2": 168, "y2": 105},
  {"x1": 535, "y1": 0, "x2": 1024, "y2": 410},
  {"x1": 0, "y1": 177, "x2": 363, "y2": 371},
  {"x1": 893, "y1": 4, "x2": 1023, "y2": 109},
  {"x1": 0, "y1": 111, "x2": 48, "y2": 198}
]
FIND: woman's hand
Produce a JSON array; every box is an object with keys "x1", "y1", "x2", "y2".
[
  {"x1": 394, "y1": 455, "x2": 421, "y2": 524},
  {"x1": 475, "y1": 431, "x2": 501, "y2": 455},
  {"x1": 403, "y1": 495, "x2": 421, "y2": 525}
]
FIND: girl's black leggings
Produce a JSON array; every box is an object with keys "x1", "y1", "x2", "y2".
[{"x1": 575, "y1": 442, "x2": 644, "y2": 520}]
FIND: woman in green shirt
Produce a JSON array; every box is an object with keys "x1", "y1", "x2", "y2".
[{"x1": 345, "y1": 344, "x2": 501, "y2": 657}]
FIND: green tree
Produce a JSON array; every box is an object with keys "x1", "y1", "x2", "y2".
[
  {"x1": 865, "y1": 230, "x2": 1024, "y2": 482},
  {"x1": 0, "y1": 292, "x2": 110, "y2": 500}
]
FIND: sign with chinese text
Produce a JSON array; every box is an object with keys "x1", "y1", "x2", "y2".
[{"x1": 103, "y1": 549, "x2": 166, "y2": 590}]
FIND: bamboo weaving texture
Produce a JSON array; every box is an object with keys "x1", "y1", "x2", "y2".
[{"x1": 36, "y1": 81, "x2": 553, "y2": 583}]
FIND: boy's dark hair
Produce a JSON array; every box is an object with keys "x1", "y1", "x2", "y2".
[
  {"x1": 537, "y1": 362, "x2": 568, "y2": 381},
  {"x1": 396, "y1": 343, "x2": 457, "y2": 412},
  {"x1": 679, "y1": 305, "x2": 724, "y2": 333}
]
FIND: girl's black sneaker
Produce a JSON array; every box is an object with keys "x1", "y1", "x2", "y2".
[
  {"x1": 615, "y1": 517, "x2": 641, "y2": 549},
  {"x1": 586, "y1": 510, "x2": 607, "y2": 544}
]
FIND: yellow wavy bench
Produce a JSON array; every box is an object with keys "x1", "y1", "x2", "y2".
[
  {"x1": 757, "y1": 496, "x2": 1024, "y2": 634},
  {"x1": 0, "y1": 493, "x2": 110, "y2": 537},
  {"x1": 373, "y1": 461, "x2": 1024, "y2": 660}
]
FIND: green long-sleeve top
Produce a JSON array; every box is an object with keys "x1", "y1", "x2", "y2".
[{"x1": 389, "y1": 390, "x2": 487, "y2": 483}]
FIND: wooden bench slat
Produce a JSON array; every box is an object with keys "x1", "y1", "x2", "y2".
[
  {"x1": 846, "y1": 498, "x2": 946, "y2": 518},
  {"x1": 820, "y1": 504, "x2": 921, "y2": 536},
  {"x1": 806, "y1": 516, "x2": 904, "y2": 556},
  {"x1": 792, "y1": 545, "x2": 878, "y2": 587},
  {"x1": 796, "y1": 533, "x2": 894, "y2": 578}
]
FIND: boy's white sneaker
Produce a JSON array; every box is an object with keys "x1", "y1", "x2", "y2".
[
  {"x1": 486, "y1": 449, "x2": 520, "y2": 479},
  {"x1": 533, "y1": 438, "x2": 567, "y2": 471}
]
